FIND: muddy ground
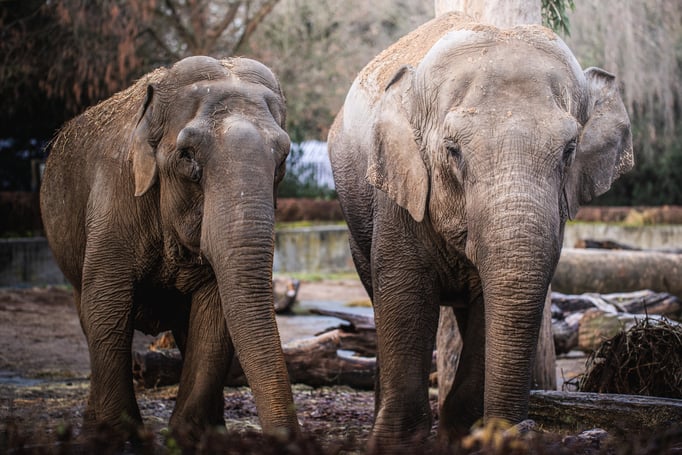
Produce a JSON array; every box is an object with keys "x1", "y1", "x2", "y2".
[{"x1": 0, "y1": 281, "x2": 632, "y2": 454}]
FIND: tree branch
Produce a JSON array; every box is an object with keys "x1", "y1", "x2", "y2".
[
  {"x1": 161, "y1": 0, "x2": 197, "y2": 54},
  {"x1": 234, "y1": 0, "x2": 279, "y2": 54},
  {"x1": 204, "y1": 1, "x2": 241, "y2": 53}
]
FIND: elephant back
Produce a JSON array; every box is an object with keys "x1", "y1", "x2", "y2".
[
  {"x1": 357, "y1": 12, "x2": 475, "y2": 103},
  {"x1": 49, "y1": 67, "x2": 168, "y2": 163}
]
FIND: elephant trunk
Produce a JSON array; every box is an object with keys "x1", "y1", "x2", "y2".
[
  {"x1": 202, "y1": 124, "x2": 298, "y2": 435},
  {"x1": 466, "y1": 178, "x2": 561, "y2": 423}
]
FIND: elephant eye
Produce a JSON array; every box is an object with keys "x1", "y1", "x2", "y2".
[
  {"x1": 178, "y1": 147, "x2": 202, "y2": 182},
  {"x1": 444, "y1": 138, "x2": 461, "y2": 159},
  {"x1": 179, "y1": 147, "x2": 194, "y2": 162},
  {"x1": 562, "y1": 139, "x2": 577, "y2": 166}
]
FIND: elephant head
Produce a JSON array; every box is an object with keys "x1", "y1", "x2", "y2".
[
  {"x1": 129, "y1": 56, "x2": 296, "y2": 433},
  {"x1": 363, "y1": 23, "x2": 632, "y2": 434}
]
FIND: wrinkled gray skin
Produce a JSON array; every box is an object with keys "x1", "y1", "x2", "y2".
[
  {"x1": 329, "y1": 13, "x2": 632, "y2": 450},
  {"x1": 40, "y1": 56, "x2": 299, "y2": 440}
]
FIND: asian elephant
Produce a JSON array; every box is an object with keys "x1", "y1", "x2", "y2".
[
  {"x1": 328, "y1": 12, "x2": 632, "y2": 449},
  {"x1": 40, "y1": 56, "x2": 299, "y2": 441}
]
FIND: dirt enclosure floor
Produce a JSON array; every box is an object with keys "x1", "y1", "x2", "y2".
[{"x1": 1, "y1": 282, "x2": 680, "y2": 454}]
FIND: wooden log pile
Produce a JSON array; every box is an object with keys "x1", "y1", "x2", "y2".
[
  {"x1": 551, "y1": 290, "x2": 680, "y2": 354},
  {"x1": 134, "y1": 289, "x2": 679, "y2": 388}
]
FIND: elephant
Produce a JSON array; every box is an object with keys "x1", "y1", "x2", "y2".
[
  {"x1": 328, "y1": 12, "x2": 632, "y2": 450},
  {"x1": 40, "y1": 56, "x2": 299, "y2": 441}
]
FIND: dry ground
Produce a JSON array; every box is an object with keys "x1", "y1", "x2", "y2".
[
  {"x1": 0, "y1": 281, "x2": 382, "y2": 452},
  {"x1": 0, "y1": 281, "x2": 603, "y2": 453}
]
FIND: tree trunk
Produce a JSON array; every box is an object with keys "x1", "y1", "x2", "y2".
[
  {"x1": 533, "y1": 290, "x2": 557, "y2": 390},
  {"x1": 434, "y1": 0, "x2": 541, "y2": 27},
  {"x1": 553, "y1": 249, "x2": 682, "y2": 296},
  {"x1": 575, "y1": 238, "x2": 682, "y2": 255},
  {"x1": 529, "y1": 390, "x2": 682, "y2": 436},
  {"x1": 436, "y1": 307, "x2": 462, "y2": 411}
]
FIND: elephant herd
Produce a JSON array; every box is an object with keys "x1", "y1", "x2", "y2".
[{"x1": 40, "y1": 11, "x2": 632, "y2": 452}]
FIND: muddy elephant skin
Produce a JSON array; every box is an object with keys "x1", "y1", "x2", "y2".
[
  {"x1": 40, "y1": 56, "x2": 299, "y2": 440},
  {"x1": 328, "y1": 13, "x2": 632, "y2": 450}
]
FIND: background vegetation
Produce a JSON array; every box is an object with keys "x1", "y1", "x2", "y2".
[{"x1": 1, "y1": 0, "x2": 680, "y2": 203}]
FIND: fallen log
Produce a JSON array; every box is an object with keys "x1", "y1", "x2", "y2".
[
  {"x1": 280, "y1": 330, "x2": 375, "y2": 389},
  {"x1": 133, "y1": 349, "x2": 182, "y2": 388},
  {"x1": 133, "y1": 310, "x2": 378, "y2": 389},
  {"x1": 553, "y1": 249, "x2": 682, "y2": 297},
  {"x1": 552, "y1": 290, "x2": 681, "y2": 316},
  {"x1": 134, "y1": 294, "x2": 678, "y2": 388},
  {"x1": 309, "y1": 308, "x2": 376, "y2": 356},
  {"x1": 575, "y1": 238, "x2": 682, "y2": 254},
  {"x1": 529, "y1": 390, "x2": 682, "y2": 436},
  {"x1": 273, "y1": 278, "x2": 300, "y2": 314}
]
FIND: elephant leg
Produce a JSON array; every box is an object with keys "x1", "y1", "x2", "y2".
[
  {"x1": 171, "y1": 299, "x2": 191, "y2": 358},
  {"x1": 439, "y1": 287, "x2": 486, "y2": 440},
  {"x1": 369, "y1": 250, "x2": 440, "y2": 449},
  {"x1": 172, "y1": 326, "x2": 189, "y2": 358},
  {"x1": 170, "y1": 283, "x2": 232, "y2": 437},
  {"x1": 348, "y1": 234, "x2": 373, "y2": 301},
  {"x1": 79, "y1": 251, "x2": 140, "y2": 437}
]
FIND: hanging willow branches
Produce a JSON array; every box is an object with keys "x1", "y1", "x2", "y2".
[{"x1": 541, "y1": 0, "x2": 575, "y2": 36}]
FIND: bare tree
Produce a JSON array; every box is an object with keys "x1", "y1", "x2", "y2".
[
  {"x1": 0, "y1": 0, "x2": 281, "y2": 135},
  {"x1": 246, "y1": 0, "x2": 432, "y2": 141},
  {"x1": 565, "y1": 0, "x2": 682, "y2": 150},
  {"x1": 147, "y1": 0, "x2": 281, "y2": 59}
]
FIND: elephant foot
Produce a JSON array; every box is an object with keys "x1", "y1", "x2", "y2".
[
  {"x1": 367, "y1": 415, "x2": 432, "y2": 454},
  {"x1": 169, "y1": 406, "x2": 226, "y2": 443},
  {"x1": 367, "y1": 429, "x2": 431, "y2": 455},
  {"x1": 81, "y1": 405, "x2": 144, "y2": 449}
]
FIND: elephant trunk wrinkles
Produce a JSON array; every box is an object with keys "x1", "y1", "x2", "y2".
[
  {"x1": 202, "y1": 170, "x2": 298, "y2": 435},
  {"x1": 466, "y1": 179, "x2": 561, "y2": 423}
]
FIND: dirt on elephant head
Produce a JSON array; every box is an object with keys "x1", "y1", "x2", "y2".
[{"x1": 358, "y1": 12, "x2": 477, "y2": 100}]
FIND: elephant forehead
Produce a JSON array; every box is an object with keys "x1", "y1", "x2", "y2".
[
  {"x1": 418, "y1": 44, "x2": 584, "y2": 125},
  {"x1": 449, "y1": 104, "x2": 578, "y2": 133},
  {"x1": 178, "y1": 80, "x2": 274, "y2": 118}
]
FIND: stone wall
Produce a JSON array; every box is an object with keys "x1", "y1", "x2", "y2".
[{"x1": 3, "y1": 223, "x2": 682, "y2": 287}]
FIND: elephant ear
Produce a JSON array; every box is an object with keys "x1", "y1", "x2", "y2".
[
  {"x1": 129, "y1": 84, "x2": 160, "y2": 197},
  {"x1": 366, "y1": 65, "x2": 429, "y2": 222},
  {"x1": 565, "y1": 67, "x2": 633, "y2": 219}
]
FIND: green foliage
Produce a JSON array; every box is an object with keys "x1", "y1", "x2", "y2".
[{"x1": 542, "y1": 0, "x2": 575, "y2": 35}]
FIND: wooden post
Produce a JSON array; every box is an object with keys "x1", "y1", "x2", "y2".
[{"x1": 436, "y1": 306, "x2": 462, "y2": 411}]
